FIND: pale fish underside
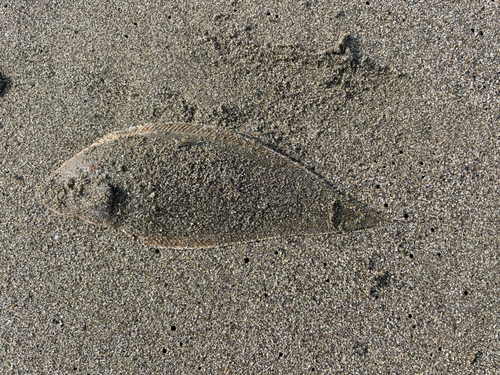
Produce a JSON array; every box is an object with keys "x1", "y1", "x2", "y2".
[{"x1": 43, "y1": 123, "x2": 380, "y2": 248}]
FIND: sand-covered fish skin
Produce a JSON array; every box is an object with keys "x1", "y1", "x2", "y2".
[{"x1": 43, "y1": 123, "x2": 379, "y2": 248}]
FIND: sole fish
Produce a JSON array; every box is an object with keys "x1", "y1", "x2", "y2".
[{"x1": 43, "y1": 123, "x2": 380, "y2": 248}]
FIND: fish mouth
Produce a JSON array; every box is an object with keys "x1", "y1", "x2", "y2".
[
  {"x1": 40, "y1": 172, "x2": 118, "y2": 227},
  {"x1": 41, "y1": 152, "x2": 103, "y2": 209},
  {"x1": 38, "y1": 175, "x2": 74, "y2": 220}
]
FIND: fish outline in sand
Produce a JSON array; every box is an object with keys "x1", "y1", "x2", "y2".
[{"x1": 42, "y1": 123, "x2": 380, "y2": 248}]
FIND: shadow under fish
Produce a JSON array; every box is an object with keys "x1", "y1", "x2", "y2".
[{"x1": 42, "y1": 123, "x2": 380, "y2": 248}]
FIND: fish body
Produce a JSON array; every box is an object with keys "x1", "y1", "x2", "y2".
[{"x1": 43, "y1": 123, "x2": 378, "y2": 248}]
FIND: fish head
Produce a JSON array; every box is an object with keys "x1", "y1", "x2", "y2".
[{"x1": 42, "y1": 154, "x2": 116, "y2": 226}]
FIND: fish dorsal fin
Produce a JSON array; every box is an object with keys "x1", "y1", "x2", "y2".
[
  {"x1": 57, "y1": 122, "x2": 277, "y2": 179},
  {"x1": 87, "y1": 123, "x2": 258, "y2": 154},
  {"x1": 88, "y1": 123, "x2": 221, "y2": 148},
  {"x1": 56, "y1": 123, "x2": 224, "y2": 173}
]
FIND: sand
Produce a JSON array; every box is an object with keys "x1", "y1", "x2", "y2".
[{"x1": 0, "y1": 0, "x2": 499, "y2": 373}]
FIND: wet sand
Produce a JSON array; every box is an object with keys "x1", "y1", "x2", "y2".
[{"x1": 0, "y1": 1, "x2": 499, "y2": 373}]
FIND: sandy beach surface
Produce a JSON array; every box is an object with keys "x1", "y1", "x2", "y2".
[{"x1": 1, "y1": 0, "x2": 499, "y2": 373}]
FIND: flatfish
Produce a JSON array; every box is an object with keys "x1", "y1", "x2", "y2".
[{"x1": 43, "y1": 123, "x2": 379, "y2": 248}]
